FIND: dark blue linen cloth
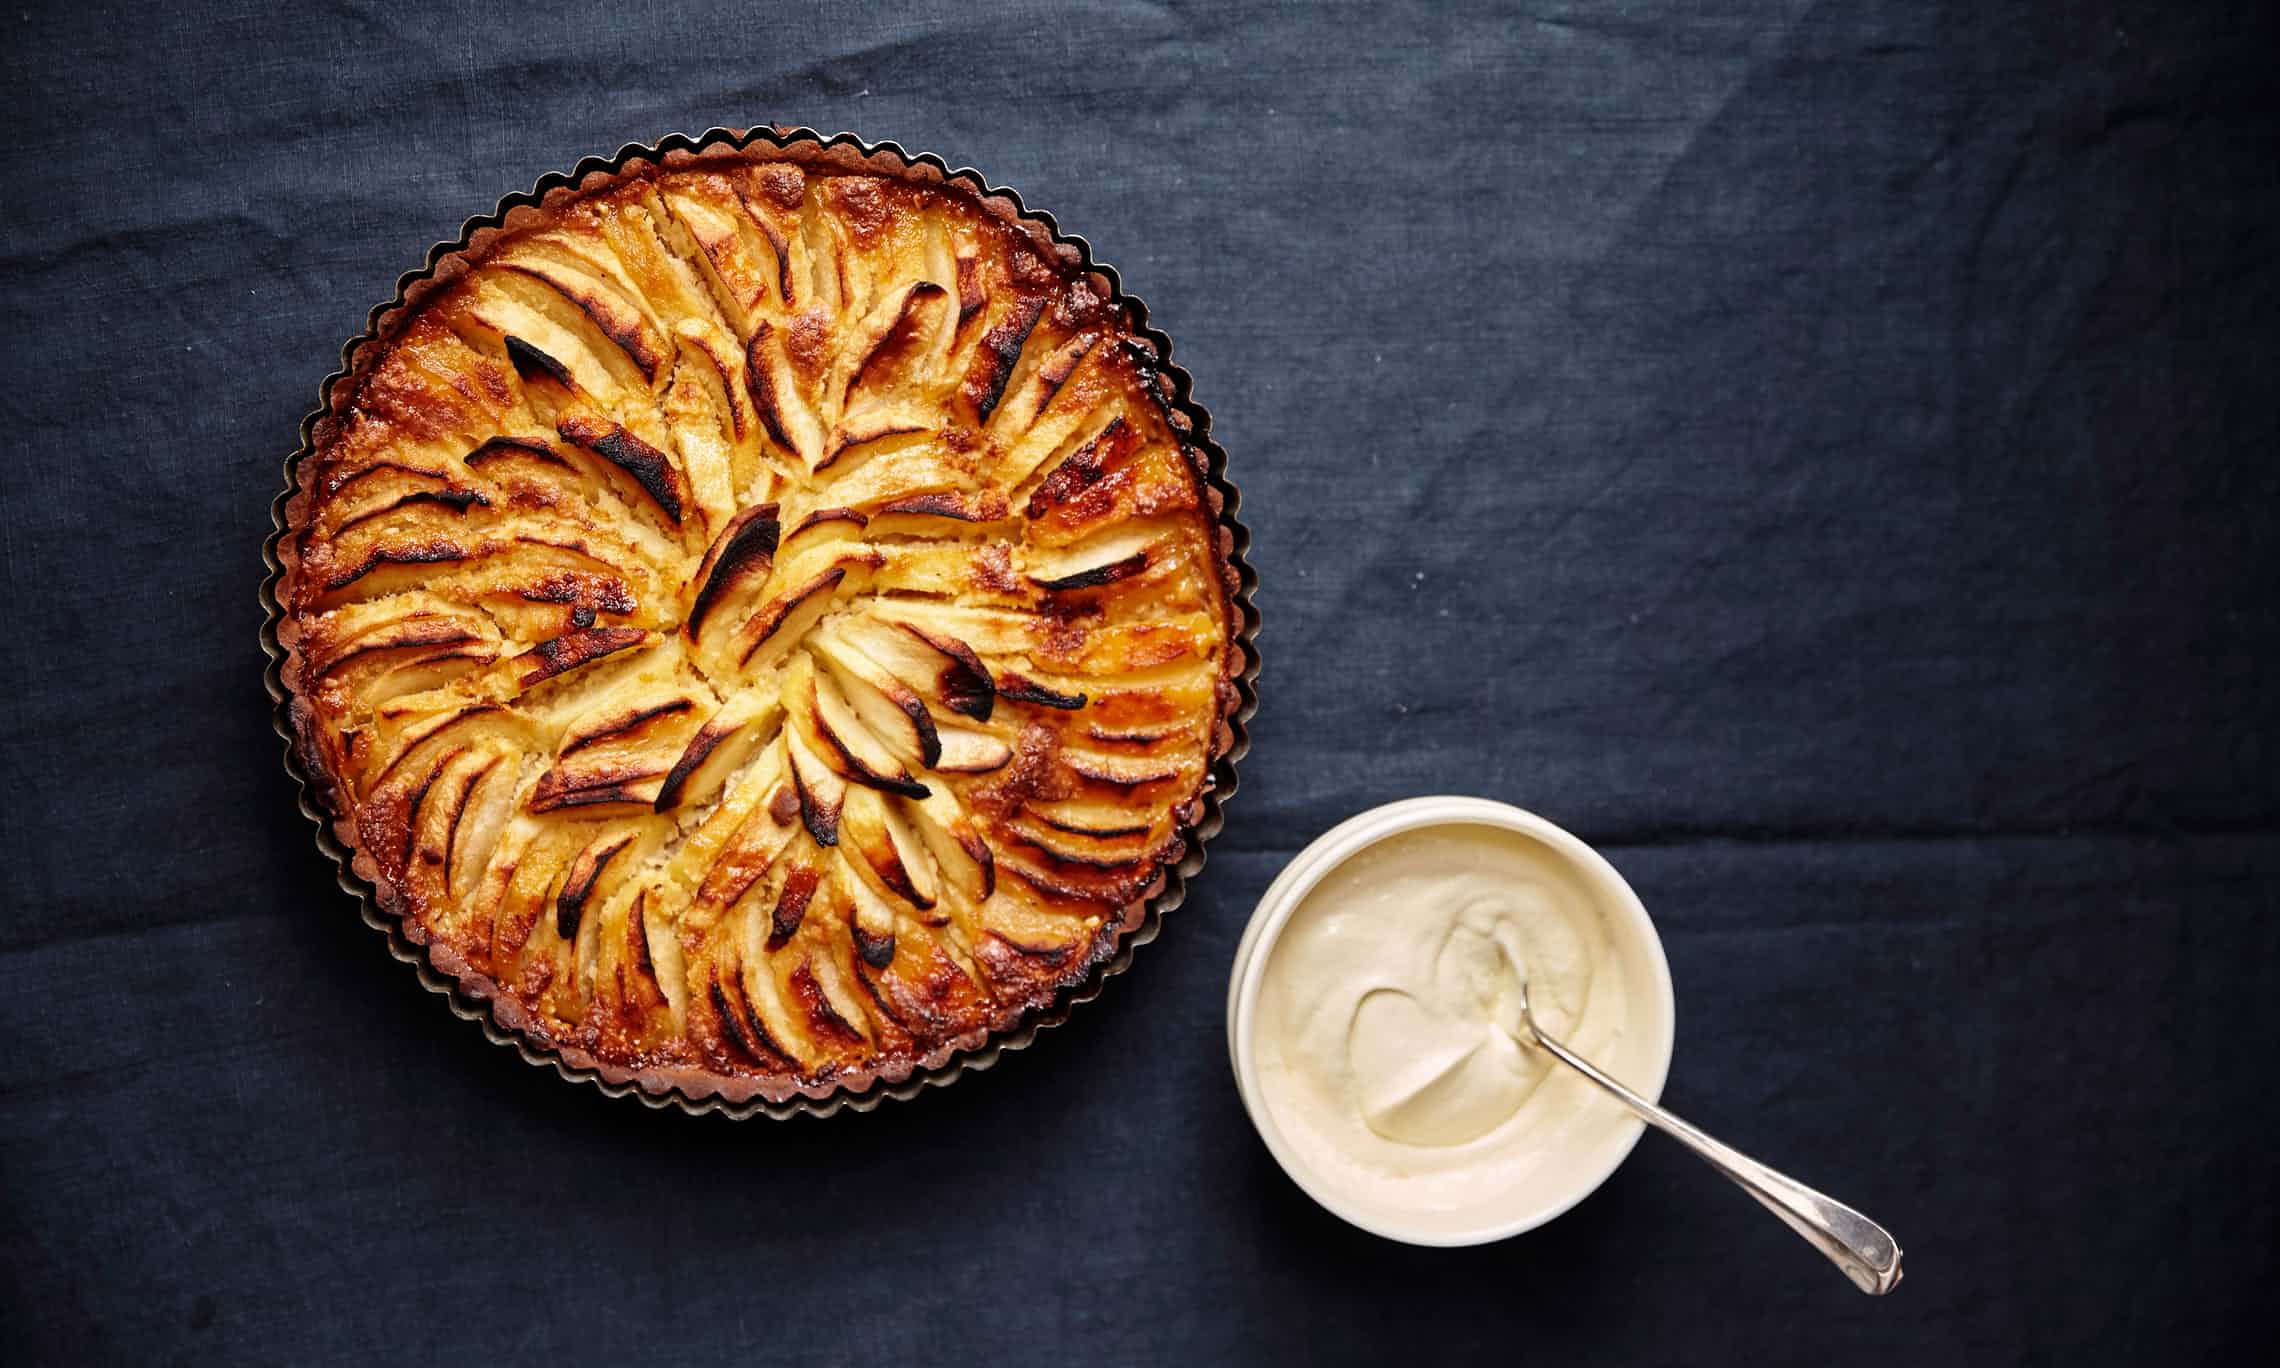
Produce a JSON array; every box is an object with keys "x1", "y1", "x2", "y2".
[{"x1": 1, "y1": 1, "x2": 2273, "y2": 1361}]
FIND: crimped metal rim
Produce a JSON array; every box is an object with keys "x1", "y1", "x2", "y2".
[{"x1": 258, "y1": 124, "x2": 1261, "y2": 1121}]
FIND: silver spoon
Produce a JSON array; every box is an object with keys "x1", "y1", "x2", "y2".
[{"x1": 1502, "y1": 969, "x2": 1904, "y2": 1295}]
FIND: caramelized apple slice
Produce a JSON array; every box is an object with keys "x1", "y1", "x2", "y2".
[
  {"x1": 773, "y1": 506, "x2": 871, "y2": 565},
  {"x1": 730, "y1": 566, "x2": 846, "y2": 671},
  {"x1": 830, "y1": 613, "x2": 996, "y2": 721},
  {"x1": 447, "y1": 753, "x2": 522, "y2": 905},
  {"x1": 1023, "y1": 415, "x2": 1136, "y2": 519},
  {"x1": 554, "y1": 830, "x2": 640, "y2": 942},
  {"x1": 689, "y1": 773, "x2": 804, "y2": 916},
  {"x1": 904, "y1": 787, "x2": 994, "y2": 902},
  {"x1": 685, "y1": 502, "x2": 780, "y2": 641},
  {"x1": 839, "y1": 855, "x2": 901, "y2": 968},
  {"x1": 840, "y1": 785, "x2": 940, "y2": 914},
  {"x1": 492, "y1": 252, "x2": 671, "y2": 384},
  {"x1": 784, "y1": 717, "x2": 847, "y2": 847},
  {"x1": 555, "y1": 414, "x2": 686, "y2": 528},
  {"x1": 1023, "y1": 797, "x2": 1156, "y2": 841},
  {"x1": 808, "y1": 660, "x2": 929, "y2": 798},
  {"x1": 745, "y1": 319, "x2": 827, "y2": 469},
  {"x1": 841, "y1": 279, "x2": 951, "y2": 407},
  {"x1": 990, "y1": 329, "x2": 1101, "y2": 434},
  {"x1": 1024, "y1": 524, "x2": 1162, "y2": 591},
  {"x1": 1059, "y1": 746, "x2": 1188, "y2": 792},
  {"x1": 808, "y1": 628, "x2": 939, "y2": 767},
  {"x1": 932, "y1": 725, "x2": 1014, "y2": 774},
  {"x1": 627, "y1": 883, "x2": 689, "y2": 1023},
  {"x1": 657, "y1": 180, "x2": 776, "y2": 329},
  {"x1": 653, "y1": 692, "x2": 783, "y2": 813}
]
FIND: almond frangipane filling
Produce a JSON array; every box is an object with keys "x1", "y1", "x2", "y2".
[{"x1": 281, "y1": 157, "x2": 1237, "y2": 1094}]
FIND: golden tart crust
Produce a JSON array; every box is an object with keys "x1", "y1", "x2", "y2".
[{"x1": 276, "y1": 149, "x2": 1241, "y2": 1105}]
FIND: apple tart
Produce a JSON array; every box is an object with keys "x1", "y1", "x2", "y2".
[{"x1": 275, "y1": 148, "x2": 1243, "y2": 1104}]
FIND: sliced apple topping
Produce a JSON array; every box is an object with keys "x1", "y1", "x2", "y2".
[
  {"x1": 730, "y1": 565, "x2": 847, "y2": 671},
  {"x1": 803, "y1": 655, "x2": 930, "y2": 799},
  {"x1": 308, "y1": 537, "x2": 469, "y2": 601},
  {"x1": 660, "y1": 331, "x2": 751, "y2": 534},
  {"x1": 767, "y1": 864, "x2": 821, "y2": 951},
  {"x1": 813, "y1": 453, "x2": 973, "y2": 520},
  {"x1": 932, "y1": 725, "x2": 1016, "y2": 774},
  {"x1": 527, "y1": 757, "x2": 664, "y2": 814},
  {"x1": 792, "y1": 941, "x2": 879, "y2": 1057},
  {"x1": 620, "y1": 884, "x2": 682, "y2": 1020},
  {"x1": 840, "y1": 786, "x2": 941, "y2": 915},
  {"x1": 774, "y1": 506, "x2": 871, "y2": 563},
  {"x1": 684, "y1": 502, "x2": 780, "y2": 641},
  {"x1": 447, "y1": 755, "x2": 522, "y2": 906},
  {"x1": 744, "y1": 318, "x2": 828, "y2": 469},
  {"x1": 492, "y1": 252, "x2": 671, "y2": 384},
  {"x1": 840, "y1": 858, "x2": 901, "y2": 968},
  {"x1": 1004, "y1": 808, "x2": 1156, "y2": 869},
  {"x1": 671, "y1": 318, "x2": 759, "y2": 447},
  {"x1": 528, "y1": 669, "x2": 706, "y2": 814},
  {"x1": 307, "y1": 611, "x2": 502, "y2": 715},
  {"x1": 905, "y1": 786, "x2": 995, "y2": 902},
  {"x1": 1023, "y1": 416, "x2": 1137, "y2": 519},
  {"x1": 1023, "y1": 797, "x2": 1156, "y2": 841},
  {"x1": 738, "y1": 941, "x2": 835, "y2": 1071},
  {"x1": 658, "y1": 179, "x2": 777, "y2": 330},
  {"x1": 783, "y1": 713, "x2": 848, "y2": 847},
  {"x1": 995, "y1": 671, "x2": 1088, "y2": 711},
  {"x1": 510, "y1": 626, "x2": 653, "y2": 692},
  {"x1": 1083, "y1": 721, "x2": 1186, "y2": 748},
  {"x1": 359, "y1": 703, "x2": 512, "y2": 801},
  {"x1": 287, "y1": 159, "x2": 1237, "y2": 1092},
  {"x1": 958, "y1": 294, "x2": 1046, "y2": 424},
  {"x1": 323, "y1": 456, "x2": 456, "y2": 499},
  {"x1": 827, "y1": 613, "x2": 997, "y2": 721},
  {"x1": 819, "y1": 413, "x2": 933, "y2": 473},
  {"x1": 690, "y1": 773, "x2": 804, "y2": 917},
  {"x1": 855, "y1": 919, "x2": 994, "y2": 1038},
  {"x1": 808, "y1": 629, "x2": 940, "y2": 767},
  {"x1": 1059, "y1": 746, "x2": 1188, "y2": 792},
  {"x1": 555, "y1": 414, "x2": 686, "y2": 528},
  {"x1": 991, "y1": 329, "x2": 1101, "y2": 433},
  {"x1": 463, "y1": 278, "x2": 631, "y2": 409},
  {"x1": 844, "y1": 275, "x2": 947, "y2": 383},
  {"x1": 345, "y1": 321, "x2": 520, "y2": 447},
  {"x1": 1023, "y1": 524, "x2": 1163, "y2": 592},
  {"x1": 653, "y1": 692, "x2": 782, "y2": 814},
  {"x1": 328, "y1": 482, "x2": 490, "y2": 541},
  {"x1": 709, "y1": 960, "x2": 793, "y2": 1071},
  {"x1": 868, "y1": 488, "x2": 1010, "y2": 533},
  {"x1": 860, "y1": 598, "x2": 1012, "y2": 643},
  {"x1": 393, "y1": 742, "x2": 474, "y2": 869},
  {"x1": 974, "y1": 893, "x2": 1096, "y2": 979},
  {"x1": 555, "y1": 831, "x2": 638, "y2": 940},
  {"x1": 869, "y1": 539, "x2": 1010, "y2": 600}
]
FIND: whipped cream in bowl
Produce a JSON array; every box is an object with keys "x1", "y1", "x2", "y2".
[{"x1": 1228, "y1": 797, "x2": 1675, "y2": 1246}]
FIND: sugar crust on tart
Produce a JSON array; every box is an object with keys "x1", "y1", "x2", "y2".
[{"x1": 276, "y1": 152, "x2": 1240, "y2": 1102}]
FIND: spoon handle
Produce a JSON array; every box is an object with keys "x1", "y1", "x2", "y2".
[{"x1": 1529, "y1": 1028, "x2": 1904, "y2": 1295}]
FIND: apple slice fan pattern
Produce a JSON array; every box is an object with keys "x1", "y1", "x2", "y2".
[{"x1": 274, "y1": 149, "x2": 1244, "y2": 1107}]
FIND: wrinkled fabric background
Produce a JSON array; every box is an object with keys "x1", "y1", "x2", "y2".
[{"x1": 2, "y1": 0, "x2": 2274, "y2": 1362}]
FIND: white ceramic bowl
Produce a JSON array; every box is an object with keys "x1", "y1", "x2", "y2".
[{"x1": 1227, "y1": 796, "x2": 1677, "y2": 1246}]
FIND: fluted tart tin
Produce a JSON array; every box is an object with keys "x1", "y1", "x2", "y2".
[{"x1": 260, "y1": 125, "x2": 1259, "y2": 1120}]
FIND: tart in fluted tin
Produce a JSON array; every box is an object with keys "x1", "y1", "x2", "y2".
[{"x1": 266, "y1": 128, "x2": 1255, "y2": 1115}]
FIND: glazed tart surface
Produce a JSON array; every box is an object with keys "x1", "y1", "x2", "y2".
[{"x1": 276, "y1": 150, "x2": 1241, "y2": 1103}]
